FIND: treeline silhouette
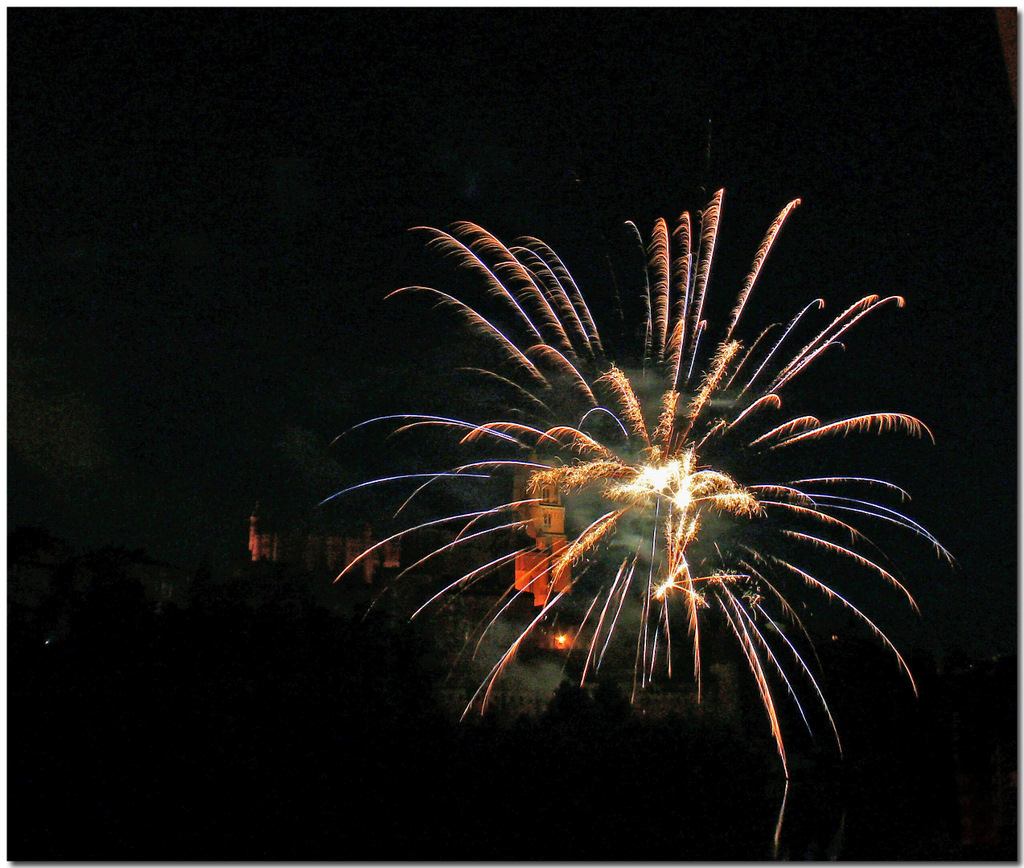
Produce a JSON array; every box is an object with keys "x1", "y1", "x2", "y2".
[
  {"x1": 8, "y1": 530, "x2": 1015, "y2": 859},
  {"x1": 10, "y1": 584, "x2": 776, "y2": 858}
]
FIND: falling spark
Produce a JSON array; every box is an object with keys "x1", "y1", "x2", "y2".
[{"x1": 331, "y1": 193, "x2": 950, "y2": 776}]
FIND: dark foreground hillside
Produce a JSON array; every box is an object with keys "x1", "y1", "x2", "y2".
[{"x1": 8, "y1": 566, "x2": 1015, "y2": 860}]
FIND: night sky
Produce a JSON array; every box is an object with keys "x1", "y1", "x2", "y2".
[{"x1": 8, "y1": 8, "x2": 1016, "y2": 658}]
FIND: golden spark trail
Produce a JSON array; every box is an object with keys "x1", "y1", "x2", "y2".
[
  {"x1": 684, "y1": 188, "x2": 724, "y2": 382},
  {"x1": 581, "y1": 560, "x2": 632, "y2": 682},
  {"x1": 740, "y1": 298, "x2": 825, "y2": 395},
  {"x1": 723, "y1": 325, "x2": 781, "y2": 391},
  {"x1": 791, "y1": 475, "x2": 912, "y2": 500},
  {"x1": 453, "y1": 222, "x2": 573, "y2": 352},
  {"x1": 767, "y1": 554, "x2": 918, "y2": 694},
  {"x1": 411, "y1": 547, "x2": 533, "y2": 621},
  {"x1": 470, "y1": 591, "x2": 568, "y2": 717},
  {"x1": 596, "y1": 365, "x2": 651, "y2": 446},
  {"x1": 727, "y1": 393, "x2": 782, "y2": 430},
  {"x1": 667, "y1": 210, "x2": 693, "y2": 386},
  {"x1": 805, "y1": 493, "x2": 952, "y2": 560},
  {"x1": 749, "y1": 416, "x2": 821, "y2": 447},
  {"x1": 770, "y1": 413, "x2": 935, "y2": 448},
  {"x1": 719, "y1": 587, "x2": 788, "y2": 776},
  {"x1": 511, "y1": 245, "x2": 593, "y2": 354},
  {"x1": 781, "y1": 528, "x2": 919, "y2": 611},
  {"x1": 650, "y1": 217, "x2": 671, "y2": 360},
  {"x1": 396, "y1": 520, "x2": 530, "y2": 583},
  {"x1": 386, "y1": 286, "x2": 547, "y2": 384},
  {"x1": 626, "y1": 221, "x2": 656, "y2": 362},
  {"x1": 725, "y1": 198, "x2": 801, "y2": 342},
  {"x1": 520, "y1": 236, "x2": 603, "y2": 355},
  {"x1": 459, "y1": 367, "x2": 554, "y2": 415},
  {"x1": 458, "y1": 421, "x2": 561, "y2": 449},
  {"x1": 772, "y1": 296, "x2": 907, "y2": 392},
  {"x1": 413, "y1": 228, "x2": 547, "y2": 345},
  {"x1": 317, "y1": 471, "x2": 490, "y2": 507},
  {"x1": 526, "y1": 344, "x2": 598, "y2": 406}
]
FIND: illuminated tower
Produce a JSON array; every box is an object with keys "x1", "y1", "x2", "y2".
[
  {"x1": 248, "y1": 503, "x2": 276, "y2": 562},
  {"x1": 249, "y1": 503, "x2": 263, "y2": 560},
  {"x1": 513, "y1": 463, "x2": 571, "y2": 606}
]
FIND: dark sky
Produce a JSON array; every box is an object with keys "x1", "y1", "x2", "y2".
[{"x1": 8, "y1": 8, "x2": 1016, "y2": 656}]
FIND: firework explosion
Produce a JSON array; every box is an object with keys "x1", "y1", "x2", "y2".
[{"x1": 332, "y1": 191, "x2": 950, "y2": 775}]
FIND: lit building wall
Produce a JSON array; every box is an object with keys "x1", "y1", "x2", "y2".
[
  {"x1": 248, "y1": 507, "x2": 395, "y2": 581},
  {"x1": 513, "y1": 463, "x2": 571, "y2": 606}
]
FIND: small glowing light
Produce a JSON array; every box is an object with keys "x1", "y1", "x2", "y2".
[{"x1": 555, "y1": 634, "x2": 568, "y2": 648}]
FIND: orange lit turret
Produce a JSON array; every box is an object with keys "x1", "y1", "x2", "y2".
[
  {"x1": 248, "y1": 503, "x2": 275, "y2": 562},
  {"x1": 513, "y1": 462, "x2": 571, "y2": 606}
]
